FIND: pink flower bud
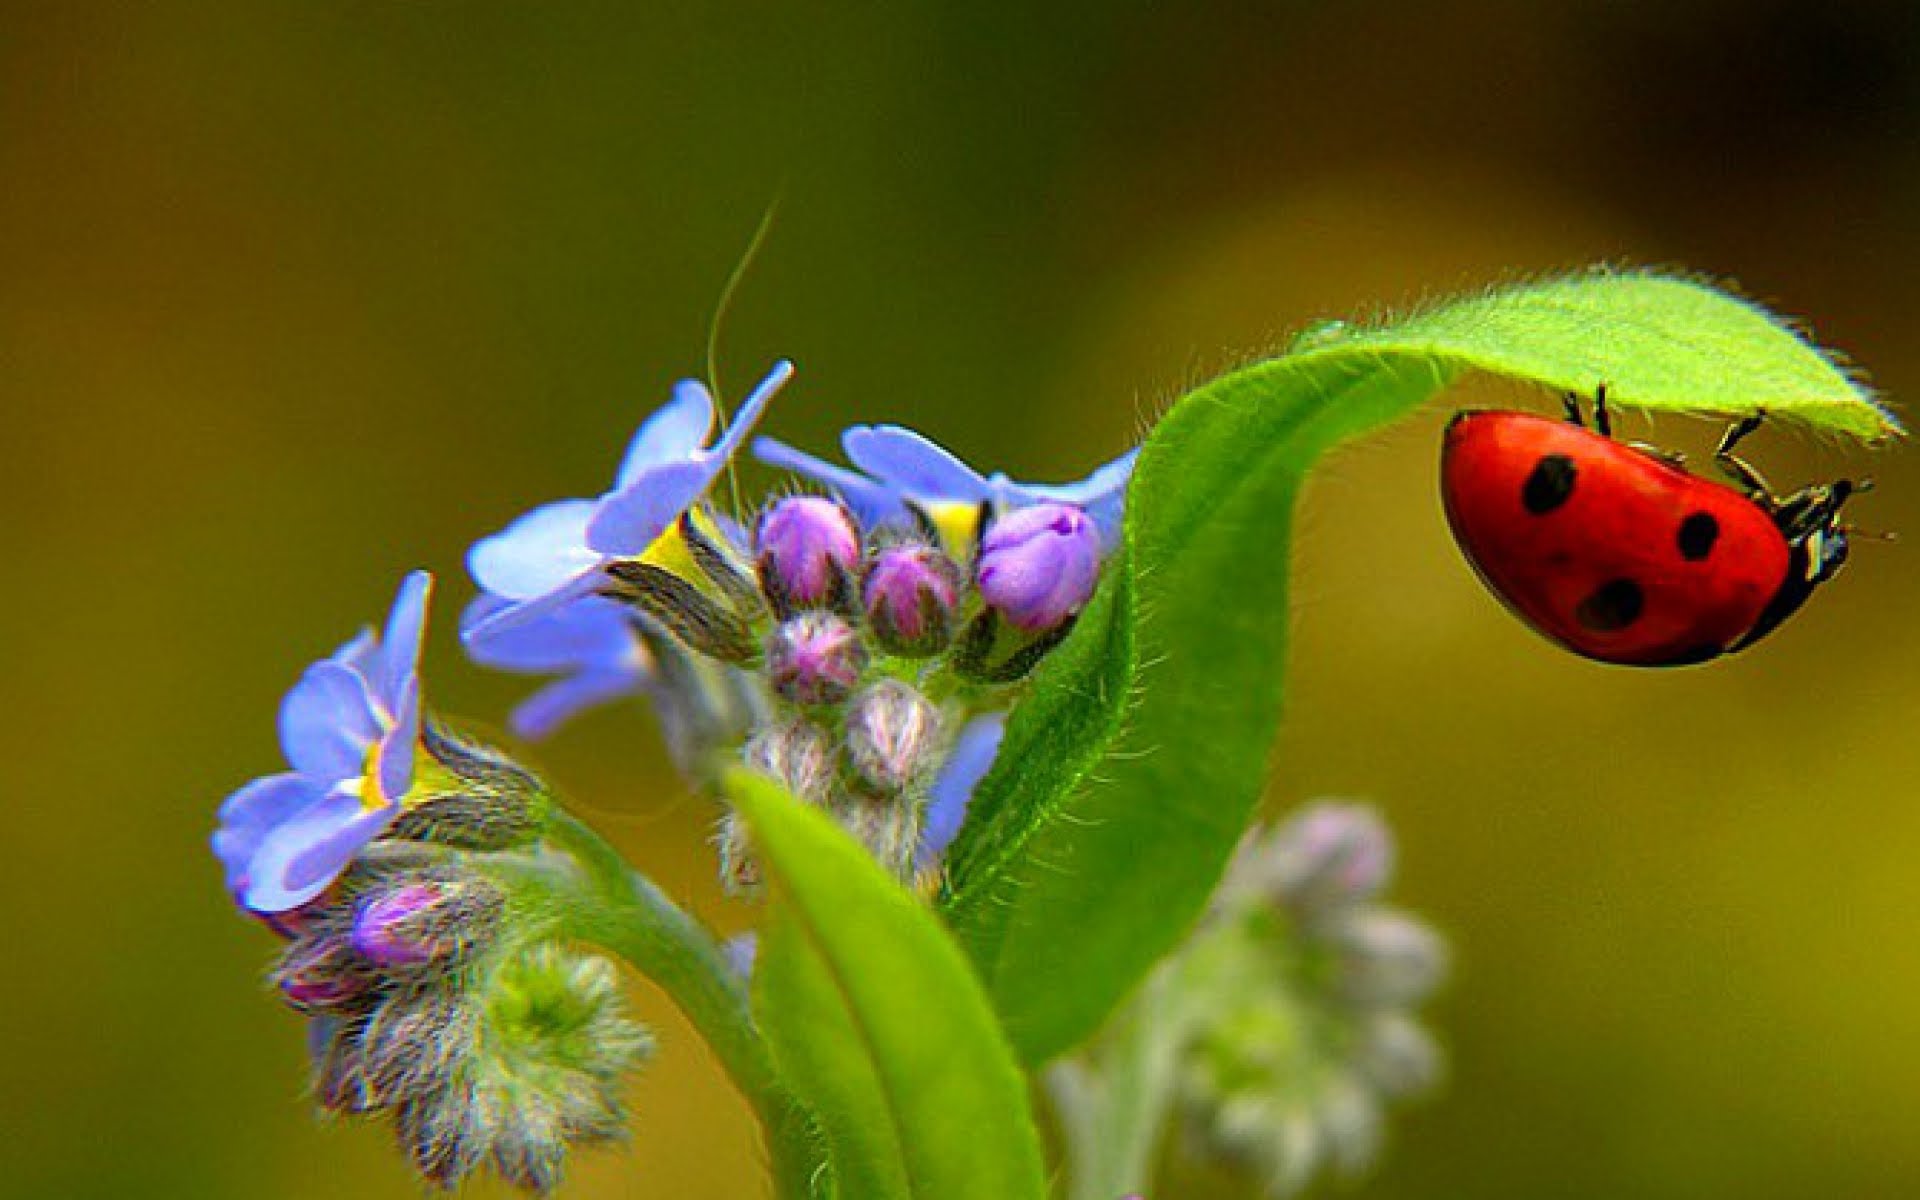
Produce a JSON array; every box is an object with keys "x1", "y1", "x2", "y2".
[
  {"x1": 862, "y1": 543, "x2": 961, "y2": 655},
  {"x1": 757, "y1": 496, "x2": 860, "y2": 611},
  {"x1": 766, "y1": 613, "x2": 868, "y2": 705},
  {"x1": 350, "y1": 879, "x2": 502, "y2": 970},
  {"x1": 271, "y1": 933, "x2": 376, "y2": 1014}
]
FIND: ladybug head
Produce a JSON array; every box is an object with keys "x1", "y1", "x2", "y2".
[
  {"x1": 1729, "y1": 478, "x2": 1866, "y2": 655},
  {"x1": 1774, "y1": 478, "x2": 1865, "y2": 585}
]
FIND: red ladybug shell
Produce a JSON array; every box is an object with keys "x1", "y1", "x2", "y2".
[{"x1": 1441, "y1": 410, "x2": 1791, "y2": 666}]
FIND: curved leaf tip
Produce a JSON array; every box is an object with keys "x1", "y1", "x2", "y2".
[{"x1": 1338, "y1": 269, "x2": 1900, "y2": 440}]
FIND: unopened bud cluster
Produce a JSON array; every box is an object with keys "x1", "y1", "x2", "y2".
[
  {"x1": 273, "y1": 859, "x2": 650, "y2": 1194},
  {"x1": 595, "y1": 493, "x2": 1109, "y2": 886},
  {"x1": 1178, "y1": 803, "x2": 1448, "y2": 1197},
  {"x1": 246, "y1": 729, "x2": 649, "y2": 1195}
]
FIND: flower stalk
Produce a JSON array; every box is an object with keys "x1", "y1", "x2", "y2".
[
  {"x1": 485, "y1": 809, "x2": 823, "y2": 1199},
  {"x1": 1046, "y1": 948, "x2": 1210, "y2": 1200}
]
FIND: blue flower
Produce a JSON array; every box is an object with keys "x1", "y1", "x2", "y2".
[
  {"x1": 753, "y1": 424, "x2": 1137, "y2": 546},
  {"x1": 465, "y1": 361, "x2": 794, "y2": 643},
  {"x1": 462, "y1": 593, "x2": 651, "y2": 740},
  {"x1": 214, "y1": 572, "x2": 434, "y2": 914}
]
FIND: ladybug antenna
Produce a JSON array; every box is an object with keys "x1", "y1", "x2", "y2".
[
  {"x1": 1839, "y1": 523, "x2": 1898, "y2": 544},
  {"x1": 1832, "y1": 478, "x2": 1894, "y2": 543}
]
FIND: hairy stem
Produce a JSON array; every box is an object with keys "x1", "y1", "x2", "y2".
[
  {"x1": 1048, "y1": 968, "x2": 1185, "y2": 1200},
  {"x1": 498, "y1": 809, "x2": 824, "y2": 1198},
  {"x1": 1047, "y1": 938, "x2": 1234, "y2": 1200}
]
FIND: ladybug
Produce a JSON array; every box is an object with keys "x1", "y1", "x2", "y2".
[{"x1": 1441, "y1": 388, "x2": 1867, "y2": 666}]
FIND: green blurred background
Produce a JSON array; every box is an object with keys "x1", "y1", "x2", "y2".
[{"x1": 7, "y1": 2, "x2": 1920, "y2": 1197}]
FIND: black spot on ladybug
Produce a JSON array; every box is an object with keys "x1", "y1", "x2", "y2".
[
  {"x1": 1521, "y1": 454, "x2": 1577, "y2": 515},
  {"x1": 1677, "y1": 512, "x2": 1720, "y2": 561},
  {"x1": 1575, "y1": 578, "x2": 1645, "y2": 632}
]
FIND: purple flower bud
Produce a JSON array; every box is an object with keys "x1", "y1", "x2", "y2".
[
  {"x1": 862, "y1": 543, "x2": 962, "y2": 655},
  {"x1": 271, "y1": 932, "x2": 377, "y2": 1014},
  {"x1": 844, "y1": 680, "x2": 944, "y2": 796},
  {"x1": 757, "y1": 496, "x2": 859, "y2": 611},
  {"x1": 976, "y1": 502, "x2": 1102, "y2": 631},
  {"x1": 351, "y1": 879, "x2": 503, "y2": 970},
  {"x1": 1252, "y1": 803, "x2": 1395, "y2": 919},
  {"x1": 766, "y1": 612, "x2": 868, "y2": 705}
]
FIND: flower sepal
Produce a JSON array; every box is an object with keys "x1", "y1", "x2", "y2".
[{"x1": 387, "y1": 721, "x2": 556, "y2": 851}]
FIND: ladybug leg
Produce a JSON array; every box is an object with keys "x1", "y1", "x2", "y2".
[
  {"x1": 1628, "y1": 441, "x2": 1688, "y2": 469},
  {"x1": 1713, "y1": 413, "x2": 1776, "y2": 504},
  {"x1": 1563, "y1": 385, "x2": 1614, "y2": 436}
]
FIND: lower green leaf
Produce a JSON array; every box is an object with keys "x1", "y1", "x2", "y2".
[{"x1": 731, "y1": 769, "x2": 1049, "y2": 1200}]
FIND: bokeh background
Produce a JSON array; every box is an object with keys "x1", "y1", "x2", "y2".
[{"x1": 7, "y1": 2, "x2": 1920, "y2": 1197}]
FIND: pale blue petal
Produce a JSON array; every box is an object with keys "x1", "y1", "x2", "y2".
[
  {"x1": 242, "y1": 790, "x2": 397, "y2": 913},
  {"x1": 723, "y1": 932, "x2": 759, "y2": 978},
  {"x1": 1079, "y1": 489, "x2": 1127, "y2": 547},
  {"x1": 584, "y1": 458, "x2": 718, "y2": 555},
  {"x1": 460, "y1": 593, "x2": 511, "y2": 646},
  {"x1": 213, "y1": 772, "x2": 323, "y2": 892},
  {"x1": 461, "y1": 571, "x2": 605, "y2": 649},
  {"x1": 328, "y1": 627, "x2": 379, "y2": 678},
  {"x1": 278, "y1": 662, "x2": 378, "y2": 782},
  {"x1": 1018, "y1": 446, "x2": 1139, "y2": 506},
  {"x1": 468, "y1": 498, "x2": 601, "y2": 602},
  {"x1": 509, "y1": 669, "x2": 646, "y2": 741},
  {"x1": 917, "y1": 712, "x2": 1006, "y2": 868},
  {"x1": 1016, "y1": 446, "x2": 1139, "y2": 544},
  {"x1": 372, "y1": 570, "x2": 433, "y2": 712},
  {"x1": 617, "y1": 380, "x2": 715, "y2": 488},
  {"x1": 753, "y1": 437, "x2": 909, "y2": 528},
  {"x1": 842, "y1": 425, "x2": 990, "y2": 500},
  {"x1": 707, "y1": 360, "x2": 795, "y2": 460},
  {"x1": 462, "y1": 594, "x2": 637, "y2": 674},
  {"x1": 374, "y1": 676, "x2": 420, "y2": 802}
]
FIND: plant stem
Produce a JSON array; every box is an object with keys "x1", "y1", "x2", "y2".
[
  {"x1": 501, "y1": 808, "x2": 824, "y2": 1199},
  {"x1": 1049, "y1": 965, "x2": 1189, "y2": 1200}
]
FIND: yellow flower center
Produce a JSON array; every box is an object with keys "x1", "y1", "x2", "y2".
[
  {"x1": 921, "y1": 500, "x2": 984, "y2": 560},
  {"x1": 356, "y1": 741, "x2": 394, "y2": 813},
  {"x1": 638, "y1": 508, "x2": 716, "y2": 581}
]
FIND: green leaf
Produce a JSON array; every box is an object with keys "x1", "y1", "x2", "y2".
[
  {"x1": 940, "y1": 269, "x2": 1896, "y2": 1063},
  {"x1": 730, "y1": 769, "x2": 1049, "y2": 1200}
]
